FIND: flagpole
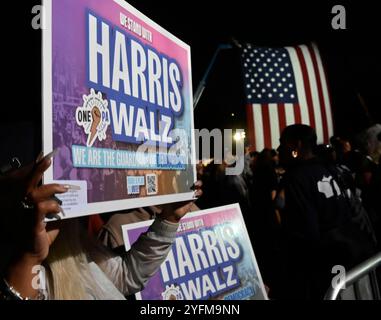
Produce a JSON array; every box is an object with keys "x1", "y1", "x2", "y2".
[{"x1": 193, "y1": 43, "x2": 233, "y2": 110}]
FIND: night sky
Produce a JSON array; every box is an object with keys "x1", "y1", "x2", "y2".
[{"x1": 1, "y1": 1, "x2": 380, "y2": 163}]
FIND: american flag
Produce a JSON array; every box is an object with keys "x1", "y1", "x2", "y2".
[{"x1": 242, "y1": 43, "x2": 334, "y2": 151}]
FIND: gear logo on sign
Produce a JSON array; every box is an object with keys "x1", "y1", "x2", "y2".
[
  {"x1": 161, "y1": 284, "x2": 184, "y2": 300},
  {"x1": 75, "y1": 89, "x2": 110, "y2": 147}
]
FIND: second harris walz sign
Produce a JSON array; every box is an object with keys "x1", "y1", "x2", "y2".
[{"x1": 122, "y1": 204, "x2": 268, "y2": 300}]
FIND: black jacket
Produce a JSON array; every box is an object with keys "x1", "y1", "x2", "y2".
[{"x1": 279, "y1": 159, "x2": 376, "y2": 299}]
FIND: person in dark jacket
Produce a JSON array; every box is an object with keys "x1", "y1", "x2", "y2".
[{"x1": 276, "y1": 124, "x2": 377, "y2": 299}]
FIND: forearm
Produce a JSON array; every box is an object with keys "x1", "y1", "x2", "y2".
[
  {"x1": 123, "y1": 218, "x2": 178, "y2": 292},
  {"x1": 101, "y1": 218, "x2": 178, "y2": 295}
]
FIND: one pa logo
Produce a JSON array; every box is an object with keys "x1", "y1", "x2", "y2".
[
  {"x1": 161, "y1": 284, "x2": 184, "y2": 300},
  {"x1": 76, "y1": 89, "x2": 110, "y2": 147}
]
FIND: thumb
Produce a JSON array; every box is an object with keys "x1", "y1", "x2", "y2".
[
  {"x1": 47, "y1": 229, "x2": 60, "y2": 246},
  {"x1": 46, "y1": 220, "x2": 61, "y2": 245}
]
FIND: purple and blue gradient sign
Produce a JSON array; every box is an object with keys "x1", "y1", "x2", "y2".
[
  {"x1": 122, "y1": 204, "x2": 268, "y2": 300},
  {"x1": 43, "y1": 0, "x2": 196, "y2": 219}
]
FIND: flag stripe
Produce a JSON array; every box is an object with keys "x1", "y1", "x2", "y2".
[
  {"x1": 285, "y1": 103, "x2": 295, "y2": 125},
  {"x1": 308, "y1": 44, "x2": 329, "y2": 143},
  {"x1": 300, "y1": 45, "x2": 324, "y2": 143},
  {"x1": 261, "y1": 103, "x2": 272, "y2": 149},
  {"x1": 253, "y1": 104, "x2": 264, "y2": 151},
  {"x1": 246, "y1": 104, "x2": 256, "y2": 150},
  {"x1": 294, "y1": 103, "x2": 302, "y2": 124},
  {"x1": 286, "y1": 47, "x2": 310, "y2": 125},
  {"x1": 269, "y1": 104, "x2": 280, "y2": 149},
  {"x1": 312, "y1": 43, "x2": 334, "y2": 138},
  {"x1": 278, "y1": 103, "x2": 287, "y2": 134},
  {"x1": 295, "y1": 46, "x2": 316, "y2": 132}
]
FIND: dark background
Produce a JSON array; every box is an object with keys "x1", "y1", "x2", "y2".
[{"x1": 1, "y1": 0, "x2": 380, "y2": 164}]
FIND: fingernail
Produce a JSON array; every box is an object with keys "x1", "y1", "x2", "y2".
[
  {"x1": 59, "y1": 206, "x2": 66, "y2": 217},
  {"x1": 43, "y1": 149, "x2": 59, "y2": 161},
  {"x1": 63, "y1": 184, "x2": 81, "y2": 191},
  {"x1": 46, "y1": 213, "x2": 61, "y2": 221},
  {"x1": 58, "y1": 185, "x2": 69, "y2": 193},
  {"x1": 35, "y1": 151, "x2": 44, "y2": 163},
  {"x1": 51, "y1": 195, "x2": 63, "y2": 206}
]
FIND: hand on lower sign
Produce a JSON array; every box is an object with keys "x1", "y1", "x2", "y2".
[{"x1": 159, "y1": 180, "x2": 202, "y2": 223}]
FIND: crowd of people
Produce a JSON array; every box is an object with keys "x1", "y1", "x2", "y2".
[
  {"x1": 197, "y1": 124, "x2": 381, "y2": 299},
  {"x1": 0, "y1": 124, "x2": 380, "y2": 300}
]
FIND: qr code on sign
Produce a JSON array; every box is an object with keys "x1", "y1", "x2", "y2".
[{"x1": 146, "y1": 174, "x2": 158, "y2": 195}]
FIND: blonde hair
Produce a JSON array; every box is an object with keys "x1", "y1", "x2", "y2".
[{"x1": 45, "y1": 219, "x2": 108, "y2": 300}]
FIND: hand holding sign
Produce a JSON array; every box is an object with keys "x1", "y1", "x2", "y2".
[
  {"x1": 2, "y1": 152, "x2": 80, "y2": 264},
  {"x1": 3, "y1": 154, "x2": 78, "y2": 300},
  {"x1": 159, "y1": 181, "x2": 202, "y2": 223}
]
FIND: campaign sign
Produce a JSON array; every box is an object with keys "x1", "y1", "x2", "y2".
[
  {"x1": 122, "y1": 204, "x2": 268, "y2": 300},
  {"x1": 42, "y1": 0, "x2": 196, "y2": 218}
]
